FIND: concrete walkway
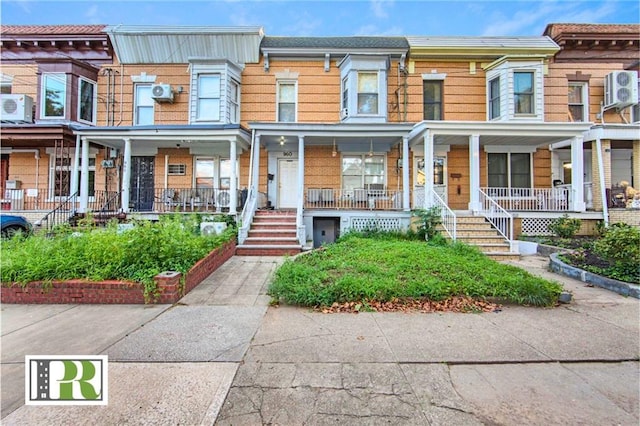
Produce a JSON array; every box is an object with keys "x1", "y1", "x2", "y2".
[{"x1": 1, "y1": 254, "x2": 639, "y2": 425}]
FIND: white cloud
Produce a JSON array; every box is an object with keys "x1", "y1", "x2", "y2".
[
  {"x1": 282, "y1": 11, "x2": 323, "y2": 36},
  {"x1": 480, "y1": 0, "x2": 621, "y2": 36},
  {"x1": 371, "y1": 0, "x2": 394, "y2": 19},
  {"x1": 355, "y1": 24, "x2": 404, "y2": 36},
  {"x1": 84, "y1": 4, "x2": 101, "y2": 24}
]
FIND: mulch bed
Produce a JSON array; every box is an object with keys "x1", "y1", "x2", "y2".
[{"x1": 312, "y1": 296, "x2": 500, "y2": 314}]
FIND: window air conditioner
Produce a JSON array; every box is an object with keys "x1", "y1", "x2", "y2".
[
  {"x1": 340, "y1": 108, "x2": 349, "y2": 119},
  {"x1": 150, "y1": 84, "x2": 174, "y2": 103},
  {"x1": 101, "y1": 159, "x2": 115, "y2": 168},
  {"x1": 0, "y1": 94, "x2": 34, "y2": 122},
  {"x1": 604, "y1": 71, "x2": 638, "y2": 110}
]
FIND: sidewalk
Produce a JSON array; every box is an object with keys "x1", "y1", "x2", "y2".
[{"x1": 2, "y1": 254, "x2": 638, "y2": 425}]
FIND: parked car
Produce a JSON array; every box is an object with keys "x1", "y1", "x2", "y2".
[{"x1": 1, "y1": 215, "x2": 32, "y2": 238}]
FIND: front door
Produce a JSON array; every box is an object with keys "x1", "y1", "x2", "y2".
[
  {"x1": 278, "y1": 159, "x2": 298, "y2": 209},
  {"x1": 130, "y1": 156, "x2": 155, "y2": 211},
  {"x1": 414, "y1": 156, "x2": 447, "y2": 205}
]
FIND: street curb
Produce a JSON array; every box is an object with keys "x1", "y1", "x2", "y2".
[{"x1": 549, "y1": 253, "x2": 640, "y2": 299}]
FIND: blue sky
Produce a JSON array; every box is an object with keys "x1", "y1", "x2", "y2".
[{"x1": 3, "y1": 0, "x2": 639, "y2": 36}]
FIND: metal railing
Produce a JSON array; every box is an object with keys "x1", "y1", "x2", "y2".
[
  {"x1": 431, "y1": 189, "x2": 456, "y2": 240},
  {"x1": 304, "y1": 188, "x2": 403, "y2": 210},
  {"x1": 35, "y1": 192, "x2": 79, "y2": 233},
  {"x1": 141, "y1": 187, "x2": 245, "y2": 213},
  {"x1": 480, "y1": 187, "x2": 572, "y2": 212},
  {"x1": 479, "y1": 188, "x2": 514, "y2": 252},
  {"x1": 239, "y1": 187, "x2": 257, "y2": 244}
]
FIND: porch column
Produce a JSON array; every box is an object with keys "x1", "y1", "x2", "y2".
[
  {"x1": 423, "y1": 130, "x2": 434, "y2": 208},
  {"x1": 468, "y1": 134, "x2": 481, "y2": 213},
  {"x1": 121, "y1": 138, "x2": 132, "y2": 213},
  {"x1": 79, "y1": 137, "x2": 90, "y2": 213},
  {"x1": 297, "y1": 135, "x2": 305, "y2": 244},
  {"x1": 402, "y1": 136, "x2": 410, "y2": 211},
  {"x1": 253, "y1": 135, "x2": 261, "y2": 194},
  {"x1": 229, "y1": 139, "x2": 238, "y2": 213},
  {"x1": 70, "y1": 135, "x2": 81, "y2": 197},
  {"x1": 571, "y1": 135, "x2": 585, "y2": 212}
]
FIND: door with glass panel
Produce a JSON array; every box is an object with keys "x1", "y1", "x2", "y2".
[{"x1": 414, "y1": 156, "x2": 447, "y2": 205}]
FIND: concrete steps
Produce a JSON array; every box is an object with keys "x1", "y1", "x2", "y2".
[
  {"x1": 441, "y1": 214, "x2": 519, "y2": 261},
  {"x1": 236, "y1": 210, "x2": 302, "y2": 256}
]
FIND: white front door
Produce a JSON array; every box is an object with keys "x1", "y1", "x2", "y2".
[
  {"x1": 278, "y1": 159, "x2": 298, "y2": 208},
  {"x1": 414, "y1": 156, "x2": 447, "y2": 205}
]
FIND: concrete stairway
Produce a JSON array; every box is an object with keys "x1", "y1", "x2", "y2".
[
  {"x1": 235, "y1": 210, "x2": 303, "y2": 256},
  {"x1": 447, "y1": 214, "x2": 520, "y2": 261}
]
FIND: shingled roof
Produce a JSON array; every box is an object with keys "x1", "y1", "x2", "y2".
[
  {"x1": 1, "y1": 25, "x2": 107, "y2": 35},
  {"x1": 262, "y1": 36, "x2": 409, "y2": 50},
  {"x1": 544, "y1": 23, "x2": 640, "y2": 38}
]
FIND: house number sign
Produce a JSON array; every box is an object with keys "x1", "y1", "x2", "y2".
[{"x1": 283, "y1": 151, "x2": 293, "y2": 157}]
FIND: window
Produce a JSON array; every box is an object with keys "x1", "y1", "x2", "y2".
[
  {"x1": 423, "y1": 80, "x2": 443, "y2": 120},
  {"x1": 488, "y1": 153, "x2": 531, "y2": 188},
  {"x1": 357, "y1": 72, "x2": 378, "y2": 114},
  {"x1": 42, "y1": 73, "x2": 66, "y2": 118},
  {"x1": 277, "y1": 81, "x2": 296, "y2": 122},
  {"x1": 341, "y1": 76, "x2": 349, "y2": 110},
  {"x1": 568, "y1": 82, "x2": 587, "y2": 122},
  {"x1": 514, "y1": 72, "x2": 534, "y2": 114},
  {"x1": 134, "y1": 84, "x2": 154, "y2": 125},
  {"x1": 219, "y1": 159, "x2": 231, "y2": 189},
  {"x1": 0, "y1": 75, "x2": 12, "y2": 94},
  {"x1": 50, "y1": 156, "x2": 95, "y2": 198},
  {"x1": 167, "y1": 164, "x2": 186, "y2": 176},
  {"x1": 342, "y1": 155, "x2": 385, "y2": 190},
  {"x1": 489, "y1": 77, "x2": 501, "y2": 119},
  {"x1": 229, "y1": 79, "x2": 240, "y2": 123},
  {"x1": 197, "y1": 75, "x2": 221, "y2": 121},
  {"x1": 78, "y1": 78, "x2": 96, "y2": 124},
  {"x1": 195, "y1": 158, "x2": 215, "y2": 189}
]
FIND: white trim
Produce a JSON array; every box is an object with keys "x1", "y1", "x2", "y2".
[
  {"x1": 274, "y1": 70, "x2": 299, "y2": 79},
  {"x1": 77, "y1": 77, "x2": 97, "y2": 125},
  {"x1": 568, "y1": 81, "x2": 589, "y2": 123},
  {"x1": 421, "y1": 73, "x2": 447, "y2": 80},
  {"x1": 134, "y1": 84, "x2": 154, "y2": 125},
  {"x1": 40, "y1": 72, "x2": 67, "y2": 119},
  {"x1": 484, "y1": 145, "x2": 537, "y2": 153},
  {"x1": 130, "y1": 73, "x2": 157, "y2": 84},
  {"x1": 276, "y1": 79, "x2": 298, "y2": 122}
]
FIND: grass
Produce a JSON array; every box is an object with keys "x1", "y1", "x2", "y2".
[
  {"x1": 269, "y1": 233, "x2": 563, "y2": 307},
  {"x1": 1, "y1": 214, "x2": 236, "y2": 299}
]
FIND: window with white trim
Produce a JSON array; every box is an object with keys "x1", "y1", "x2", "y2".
[
  {"x1": 0, "y1": 74, "x2": 12, "y2": 94},
  {"x1": 277, "y1": 81, "x2": 296, "y2": 122},
  {"x1": 488, "y1": 77, "x2": 501, "y2": 120},
  {"x1": 514, "y1": 71, "x2": 534, "y2": 115},
  {"x1": 42, "y1": 73, "x2": 66, "y2": 118},
  {"x1": 197, "y1": 74, "x2": 221, "y2": 121},
  {"x1": 568, "y1": 82, "x2": 588, "y2": 122},
  {"x1": 342, "y1": 154, "x2": 385, "y2": 190},
  {"x1": 488, "y1": 152, "x2": 531, "y2": 188},
  {"x1": 49, "y1": 155, "x2": 95, "y2": 198},
  {"x1": 229, "y1": 79, "x2": 240, "y2": 124},
  {"x1": 357, "y1": 72, "x2": 378, "y2": 114},
  {"x1": 78, "y1": 77, "x2": 97, "y2": 124},
  {"x1": 423, "y1": 80, "x2": 443, "y2": 120},
  {"x1": 341, "y1": 76, "x2": 349, "y2": 110},
  {"x1": 134, "y1": 84, "x2": 154, "y2": 125}
]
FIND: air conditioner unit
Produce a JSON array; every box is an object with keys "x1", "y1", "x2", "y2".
[
  {"x1": 150, "y1": 84, "x2": 174, "y2": 103},
  {"x1": 604, "y1": 71, "x2": 638, "y2": 110},
  {"x1": 217, "y1": 190, "x2": 230, "y2": 207},
  {"x1": 101, "y1": 159, "x2": 115, "y2": 168},
  {"x1": 340, "y1": 108, "x2": 349, "y2": 120},
  {"x1": 0, "y1": 94, "x2": 33, "y2": 122}
]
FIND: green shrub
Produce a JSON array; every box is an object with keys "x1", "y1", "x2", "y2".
[
  {"x1": 594, "y1": 223, "x2": 640, "y2": 270},
  {"x1": 412, "y1": 207, "x2": 442, "y2": 241},
  {"x1": 547, "y1": 215, "x2": 581, "y2": 238}
]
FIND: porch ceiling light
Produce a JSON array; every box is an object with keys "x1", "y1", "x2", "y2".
[
  {"x1": 368, "y1": 138, "x2": 374, "y2": 157},
  {"x1": 279, "y1": 136, "x2": 286, "y2": 146},
  {"x1": 332, "y1": 138, "x2": 337, "y2": 157}
]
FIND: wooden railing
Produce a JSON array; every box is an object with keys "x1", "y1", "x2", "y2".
[{"x1": 304, "y1": 188, "x2": 403, "y2": 210}]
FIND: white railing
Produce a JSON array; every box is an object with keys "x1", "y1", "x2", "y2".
[
  {"x1": 431, "y1": 189, "x2": 456, "y2": 240},
  {"x1": 480, "y1": 187, "x2": 572, "y2": 212},
  {"x1": 238, "y1": 187, "x2": 257, "y2": 244},
  {"x1": 479, "y1": 188, "x2": 514, "y2": 252},
  {"x1": 304, "y1": 188, "x2": 403, "y2": 210},
  {"x1": 584, "y1": 182, "x2": 593, "y2": 210}
]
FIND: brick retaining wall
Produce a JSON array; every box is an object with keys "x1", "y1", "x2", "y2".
[{"x1": 1, "y1": 239, "x2": 236, "y2": 304}]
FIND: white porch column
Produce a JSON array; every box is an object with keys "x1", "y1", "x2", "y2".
[
  {"x1": 253, "y1": 135, "x2": 261, "y2": 193},
  {"x1": 402, "y1": 136, "x2": 410, "y2": 211},
  {"x1": 571, "y1": 135, "x2": 586, "y2": 212},
  {"x1": 79, "y1": 137, "x2": 90, "y2": 213},
  {"x1": 121, "y1": 138, "x2": 132, "y2": 213},
  {"x1": 70, "y1": 135, "x2": 81, "y2": 197},
  {"x1": 468, "y1": 134, "x2": 481, "y2": 213},
  {"x1": 297, "y1": 135, "x2": 305, "y2": 244},
  {"x1": 423, "y1": 130, "x2": 434, "y2": 208},
  {"x1": 229, "y1": 139, "x2": 238, "y2": 213}
]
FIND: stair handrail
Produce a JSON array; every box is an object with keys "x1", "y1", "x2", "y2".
[
  {"x1": 35, "y1": 191, "x2": 79, "y2": 233},
  {"x1": 239, "y1": 130, "x2": 257, "y2": 244},
  {"x1": 478, "y1": 188, "x2": 514, "y2": 252},
  {"x1": 430, "y1": 189, "x2": 456, "y2": 240}
]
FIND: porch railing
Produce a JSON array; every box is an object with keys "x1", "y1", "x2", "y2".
[
  {"x1": 431, "y1": 189, "x2": 456, "y2": 240},
  {"x1": 239, "y1": 187, "x2": 257, "y2": 244},
  {"x1": 479, "y1": 188, "x2": 514, "y2": 252},
  {"x1": 480, "y1": 187, "x2": 572, "y2": 212},
  {"x1": 304, "y1": 188, "x2": 403, "y2": 210},
  {"x1": 35, "y1": 192, "x2": 79, "y2": 233},
  {"x1": 128, "y1": 187, "x2": 246, "y2": 213}
]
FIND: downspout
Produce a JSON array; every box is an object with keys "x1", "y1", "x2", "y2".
[{"x1": 595, "y1": 136, "x2": 609, "y2": 227}]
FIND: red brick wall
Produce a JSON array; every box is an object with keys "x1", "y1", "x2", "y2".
[{"x1": 1, "y1": 239, "x2": 237, "y2": 304}]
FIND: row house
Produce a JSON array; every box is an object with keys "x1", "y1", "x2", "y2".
[
  {"x1": 1, "y1": 24, "x2": 638, "y2": 256},
  {"x1": 0, "y1": 25, "x2": 113, "y2": 225}
]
